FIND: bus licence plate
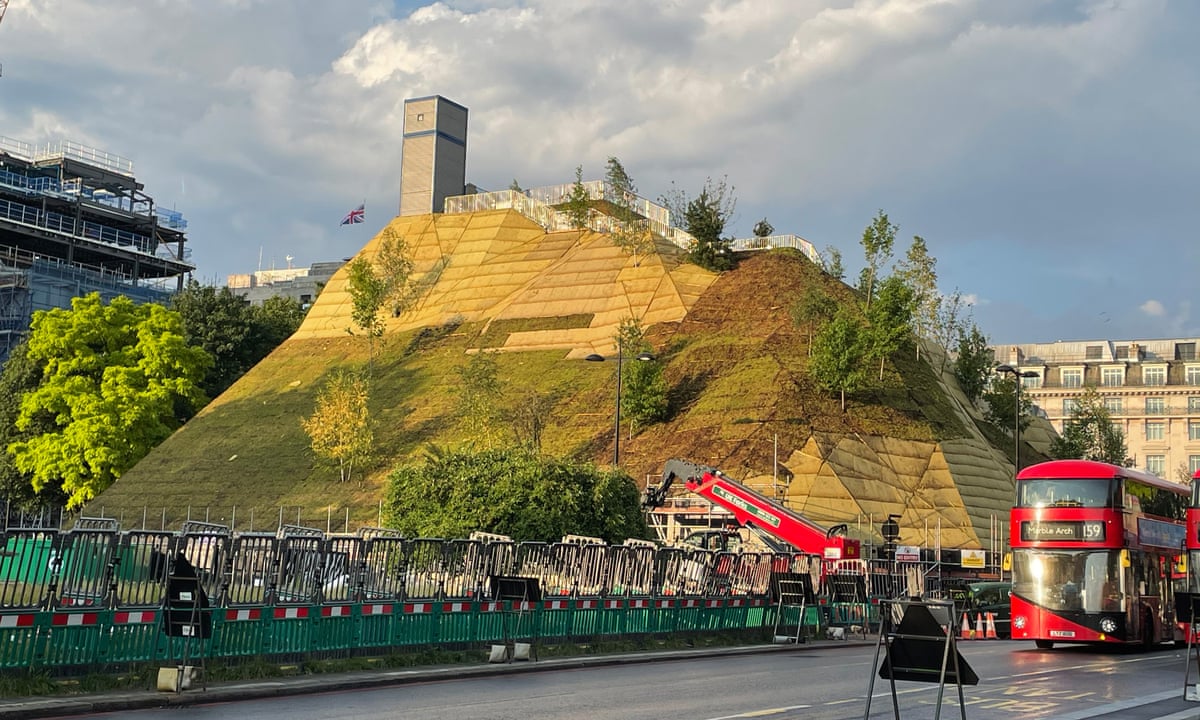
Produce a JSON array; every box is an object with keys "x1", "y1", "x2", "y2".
[{"x1": 1049, "y1": 630, "x2": 1076, "y2": 638}]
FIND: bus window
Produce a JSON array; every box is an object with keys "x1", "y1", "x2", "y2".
[{"x1": 1016, "y1": 479, "x2": 1117, "y2": 508}]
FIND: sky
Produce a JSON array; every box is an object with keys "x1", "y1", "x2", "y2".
[{"x1": 1, "y1": 0, "x2": 1197, "y2": 346}]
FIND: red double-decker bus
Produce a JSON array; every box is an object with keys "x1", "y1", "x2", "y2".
[
  {"x1": 1010, "y1": 459, "x2": 1187, "y2": 648},
  {"x1": 1183, "y1": 469, "x2": 1200, "y2": 623}
]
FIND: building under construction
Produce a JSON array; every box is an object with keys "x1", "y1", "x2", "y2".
[{"x1": 0, "y1": 136, "x2": 192, "y2": 363}]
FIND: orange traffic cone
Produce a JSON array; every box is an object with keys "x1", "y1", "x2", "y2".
[
  {"x1": 985, "y1": 612, "x2": 998, "y2": 640},
  {"x1": 975, "y1": 613, "x2": 985, "y2": 639},
  {"x1": 960, "y1": 612, "x2": 972, "y2": 640}
]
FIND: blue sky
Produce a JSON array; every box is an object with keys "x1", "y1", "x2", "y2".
[{"x1": 1, "y1": 0, "x2": 1196, "y2": 345}]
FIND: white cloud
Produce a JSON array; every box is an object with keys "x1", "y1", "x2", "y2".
[
  {"x1": 2, "y1": 0, "x2": 1197, "y2": 346},
  {"x1": 1140, "y1": 300, "x2": 1166, "y2": 317}
]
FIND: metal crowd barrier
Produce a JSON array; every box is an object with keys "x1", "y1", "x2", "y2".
[{"x1": 4, "y1": 523, "x2": 915, "y2": 673}]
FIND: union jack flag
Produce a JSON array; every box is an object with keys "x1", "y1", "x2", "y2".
[{"x1": 340, "y1": 203, "x2": 365, "y2": 225}]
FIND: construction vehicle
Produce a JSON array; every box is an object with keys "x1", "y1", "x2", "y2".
[{"x1": 643, "y1": 459, "x2": 861, "y2": 562}]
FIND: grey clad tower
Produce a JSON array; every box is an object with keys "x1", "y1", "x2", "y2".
[{"x1": 399, "y1": 96, "x2": 468, "y2": 216}]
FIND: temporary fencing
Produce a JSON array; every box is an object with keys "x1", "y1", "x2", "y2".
[{"x1": 0, "y1": 521, "x2": 855, "y2": 673}]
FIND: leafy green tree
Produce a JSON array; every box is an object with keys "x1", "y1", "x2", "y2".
[
  {"x1": 382, "y1": 447, "x2": 650, "y2": 543},
  {"x1": 622, "y1": 356, "x2": 669, "y2": 430},
  {"x1": 509, "y1": 386, "x2": 557, "y2": 454},
  {"x1": 605, "y1": 156, "x2": 636, "y2": 202},
  {"x1": 301, "y1": 368, "x2": 373, "y2": 483},
  {"x1": 753, "y1": 218, "x2": 774, "y2": 238},
  {"x1": 564, "y1": 165, "x2": 592, "y2": 230},
  {"x1": 0, "y1": 342, "x2": 65, "y2": 512},
  {"x1": 347, "y1": 233, "x2": 416, "y2": 366},
  {"x1": 983, "y1": 375, "x2": 1034, "y2": 434},
  {"x1": 954, "y1": 323, "x2": 992, "y2": 402},
  {"x1": 171, "y1": 280, "x2": 254, "y2": 397},
  {"x1": 172, "y1": 282, "x2": 304, "y2": 398},
  {"x1": 894, "y1": 235, "x2": 938, "y2": 359},
  {"x1": 864, "y1": 275, "x2": 914, "y2": 380},
  {"x1": 932, "y1": 289, "x2": 971, "y2": 372},
  {"x1": 809, "y1": 308, "x2": 867, "y2": 411},
  {"x1": 248, "y1": 295, "x2": 305, "y2": 358},
  {"x1": 509, "y1": 179, "x2": 524, "y2": 193},
  {"x1": 605, "y1": 157, "x2": 653, "y2": 263},
  {"x1": 858, "y1": 210, "x2": 897, "y2": 310},
  {"x1": 7, "y1": 293, "x2": 210, "y2": 509},
  {"x1": 824, "y1": 245, "x2": 845, "y2": 281},
  {"x1": 789, "y1": 286, "x2": 837, "y2": 356},
  {"x1": 346, "y1": 257, "x2": 388, "y2": 369},
  {"x1": 1050, "y1": 386, "x2": 1130, "y2": 466},
  {"x1": 376, "y1": 230, "x2": 416, "y2": 318},
  {"x1": 454, "y1": 351, "x2": 504, "y2": 445},
  {"x1": 682, "y1": 177, "x2": 737, "y2": 272}
]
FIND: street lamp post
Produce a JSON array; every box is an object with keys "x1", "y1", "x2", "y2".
[
  {"x1": 995, "y1": 364, "x2": 1038, "y2": 475},
  {"x1": 586, "y1": 340, "x2": 653, "y2": 466}
]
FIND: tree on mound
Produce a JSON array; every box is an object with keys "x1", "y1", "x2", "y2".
[
  {"x1": 382, "y1": 448, "x2": 650, "y2": 543},
  {"x1": 302, "y1": 368, "x2": 374, "y2": 483}
]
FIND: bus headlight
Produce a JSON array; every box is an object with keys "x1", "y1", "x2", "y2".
[
  {"x1": 1014, "y1": 616, "x2": 1026, "y2": 629},
  {"x1": 1100, "y1": 617, "x2": 1117, "y2": 633}
]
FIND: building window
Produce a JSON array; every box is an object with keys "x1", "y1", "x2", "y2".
[
  {"x1": 1190, "y1": 396, "x2": 1200, "y2": 413},
  {"x1": 1191, "y1": 421, "x2": 1200, "y2": 441},
  {"x1": 1116, "y1": 346, "x2": 1129, "y2": 360},
  {"x1": 1103, "y1": 397, "x2": 1123, "y2": 415},
  {"x1": 1085, "y1": 345, "x2": 1103, "y2": 360},
  {"x1": 1063, "y1": 398, "x2": 1079, "y2": 415},
  {"x1": 1177, "y1": 342, "x2": 1197, "y2": 361},
  {"x1": 1191, "y1": 455, "x2": 1200, "y2": 475},
  {"x1": 1146, "y1": 455, "x2": 1165, "y2": 477},
  {"x1": 1146, "y1": 421, "x2": 1165, "y2": 441},
  {"x1": 1143, "y1": 365, "x2": 1167, "y2": 386},
  {"x1": 1187, "y1": 365, "x2": 1200, "y2": 386},
  {"x1": 1061, "y1": 368, "x2": 1083, "y2": 388},
  {"x1": 1146, "y1": 397, "x2": 1165, "y2": 414},
  {"x1": 1101, "y1": 367, "x2": 1124, "y2": 387},
  {"x1": 1022, "y1": 374, "x2": 1041, "y2": 389}
]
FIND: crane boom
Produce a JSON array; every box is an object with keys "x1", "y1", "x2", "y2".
[{"x1": 644, "y1": 458, "x2": 861, "y2": 561}]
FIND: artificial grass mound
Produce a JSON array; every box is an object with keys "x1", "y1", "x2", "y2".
[{"x1": 97, "y1": 213, "x2": 1035, "y2": 549}]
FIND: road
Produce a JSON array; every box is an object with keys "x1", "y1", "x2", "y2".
[{"x1": 53, "y1": 642, "x2": 1200, "y2": 720}]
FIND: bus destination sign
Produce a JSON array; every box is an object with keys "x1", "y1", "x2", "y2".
[{"x1": 1020, "y1": 520, "x2": 1105, "y2": 542}]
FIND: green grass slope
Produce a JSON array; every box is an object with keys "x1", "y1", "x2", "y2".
[{"x1": 97, "y1": 234, "x2": 1021, "y2": 547}]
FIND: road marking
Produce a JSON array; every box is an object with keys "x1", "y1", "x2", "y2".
[
  {"x1": 701, "y1": 705, "x2": 811, "y2": 720},
  {"x1": 1039, "y1": 688, "x2": 1178, "y2": 720}
]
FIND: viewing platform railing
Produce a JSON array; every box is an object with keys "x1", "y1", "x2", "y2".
[{"x1": 444, "y1": 182, "x2": 817, "y2": 261}]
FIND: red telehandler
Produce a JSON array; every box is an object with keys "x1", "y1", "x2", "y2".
[{"x1": 643, "y1": 459, "x2": 861, "y2": 562}]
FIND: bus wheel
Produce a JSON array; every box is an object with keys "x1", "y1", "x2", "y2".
[{"x1": 1035, "y1": 639, "x2": 1054, "y2": 649}]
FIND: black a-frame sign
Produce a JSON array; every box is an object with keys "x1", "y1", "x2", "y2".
[{"x1": 865, "y1": 598, "x2": 978, "y2": 720}]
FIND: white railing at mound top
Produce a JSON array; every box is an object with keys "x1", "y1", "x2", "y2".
[
  {"x1": 446, "y1": 185, "x2": 818, "y2": 261},
  {"x1": 729, "y1": 234, "x2": 819, "y2": 262},
  {"x1": 445, "y1": 182, "x2": 695, "y2": 249}
]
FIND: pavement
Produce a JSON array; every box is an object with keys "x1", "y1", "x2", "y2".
[
  {"x1": 9, "y1": 639, "x2": 1200, "y2": 720},
  {"x1": 0, "y1": 639, "x2": 867, "y2": 719}
]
